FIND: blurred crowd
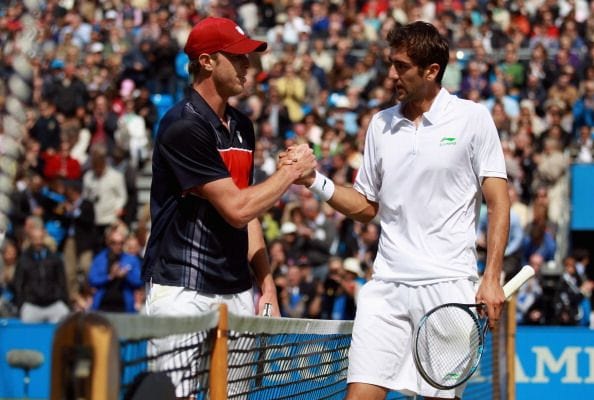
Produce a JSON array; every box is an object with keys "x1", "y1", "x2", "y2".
[{"x1": 0, "y1": 0, "x2": 593, "y2": 328}]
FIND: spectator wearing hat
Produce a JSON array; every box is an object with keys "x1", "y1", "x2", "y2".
[
  {"x1": 279, "y1": 220, "x2": 306, "y2": 264},
  {"x1": 321, "y1": 257, "x2": 365, "y2": 320}
]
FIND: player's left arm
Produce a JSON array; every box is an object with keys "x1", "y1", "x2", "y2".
[
  {"x1": 247, "y1": 218, "x2": 280, "y2": 317},
  {"x1": 476, "y1": 176, "x2": 510, "y2": 328}
]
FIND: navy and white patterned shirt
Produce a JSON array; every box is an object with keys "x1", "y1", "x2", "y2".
[{"x1": 142, "y1": 89, "x2": 255, "y2": 294}]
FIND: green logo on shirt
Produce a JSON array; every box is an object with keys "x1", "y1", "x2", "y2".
[{"x1": 440, "y1": 136, "x2": 457, "y2": 146}]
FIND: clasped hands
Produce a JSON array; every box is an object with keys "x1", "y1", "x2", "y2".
[{"x1": 277, "y1": 143, "x2": 317, "y2": 186}]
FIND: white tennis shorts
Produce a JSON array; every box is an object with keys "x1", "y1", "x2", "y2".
[
  {"x1": 347, "y1": 278, "x2": 477, "y2": 399},
  {"x1": 145, "y1": 282, "x2": 255, "y2": 397}
]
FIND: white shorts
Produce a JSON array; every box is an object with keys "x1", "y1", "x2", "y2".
[
  {"x1": 145, "y1": 282, "x2": 255, "y2": 317},
  {"x1": 145, "y1": 283, "x2": 255, "y2": 397},
  {"x1": 347, "y1": 278, "x2": 476, "y2": 399}
]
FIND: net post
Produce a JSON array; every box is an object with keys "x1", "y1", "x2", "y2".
[
  {"x1": 50, "y1": 312, "x2": 120, "y2": 400},
  {"x1": 506, "y1": 295, "x2": 517, "y2": 400},
  {"x1": 492, "y1": 318, "x2": 501, "y2": 400},
  {"x1": 210, "y1": 303, "x2": 229, "y2": 400}
]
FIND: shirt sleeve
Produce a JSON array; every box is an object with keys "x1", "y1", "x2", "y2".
[
  {"x1": 472, "y1": 104, "x2": 507, "y2": 182},
  {"x1": 353, "y1": 113, "x2": 381, "y2": 202},
  {"x1": 159, "y1": 117, "x2": 230, "y2": 191}
]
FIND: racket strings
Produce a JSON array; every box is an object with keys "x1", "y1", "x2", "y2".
[{"x1": 416, "y1": 306, "x2": 482, "y2": 387}]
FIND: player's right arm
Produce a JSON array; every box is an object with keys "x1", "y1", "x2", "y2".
[
  {"x1": 160, "y1": 115, "x2": 316, "y2": 229},
  {"x1": 192, "y1": 158, "x2": 313, "y2": 229}
]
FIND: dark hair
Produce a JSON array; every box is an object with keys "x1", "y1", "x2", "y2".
[{"x1": 386, "y1": 21, "x2": 449, "y2": 84}]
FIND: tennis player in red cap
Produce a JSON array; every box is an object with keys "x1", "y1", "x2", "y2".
[{"x1": 142, "y1": 17, "x2": 316, "y2": 396}]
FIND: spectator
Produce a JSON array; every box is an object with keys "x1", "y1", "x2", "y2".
[
  {"x1": 553, "y1": 256, "x2": 593, "y2": 326},
  {"x1": 121, "y1": 39, "x2": 152, "y2": 88},
  {"x1": 572, "y1": 79, "x2": 594, "y2": 137},
  {"x1": 459, "y1": 59, "x2": 490, "y2": 100},
  {"x1": 28, "y1": 99, "x2": 61, "y2": 153},
  {"x1": 278, "y1": 263, "x2": 319, "y2": 318},
  {"x1": 112, "y1": 145, "x2": 140, "y2": 228},
  {"x1": 296, "y1": 195, "x2": 337, "y2": 281},
  {"x1": 115, "y1": 97, "x2": 151, "y2": 170},
  {"x1": 532, "y1": 137, "x2": 570, "y2": 228},
  {"x1": 134, "y1": 86, "x2": 159, "y2": 136},
  {"x1": 547, "y1": 68, "x2": 579, "y2": 111},
  {"x1": 520, "y1": 73, "x2": 549, "y2": 117},
  {"x1": 321, "y1": 257, "x2": 365, "y2": 320},
  {"x1": 525, "y1": 42, "x2": 555, "y2": 90},
  {"x1": 13, "y1": 225, "x2": 70, "y2": 323},
  {"x1": 61, "y1": 179, "x2": 96, "y2": 302},
  {"x1": 522, "y1": 211, "x2": 557, "y2": 266},
  {"x1": 149, "y1": 31, "x2": 179, "y2": 95},
  {"x1": 0, "y1": 239, "x2": 18, "y2": 316},
  {"x1": 82, "y1": 144, "x2": 128, "y2": 244},
  {"x1": 274, "y1": 63, "x2": 306, "y2": 123},
  {"x1": 517, "y1": 253, "x2": 548, "y2": 325},
  {"x1": 498, "y1": 43, "x2": 526, "y2": 92},
  {"x1": 41, "y1": 141, "x2": 82, "y2": 181},
  {"x1": 482, "y1": 80, "x2": 520, "y2": 119},
  {"x1": 87, "y1": 225, "x2": 142, "y2": 313},
  {"x1": 88, "y1": 94, "x2": 119, "y2": 152},
  {"x1": 268, "y1": 239, "x2": 289, "y2": 277},
  {"x1": 45, "y1": 61, "x2": 89, "y2": 118},
  {"x1": 442, "y1": 49, "x2": 463, "y2": 95}
]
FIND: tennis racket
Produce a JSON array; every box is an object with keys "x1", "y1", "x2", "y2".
[{"x1": 413, "y1": 265, "x2": 535, "y2": 390}]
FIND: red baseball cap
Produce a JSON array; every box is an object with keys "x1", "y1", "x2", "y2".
[{"x1": 184, "y1": 17, "x2": 267, "y2": 60}]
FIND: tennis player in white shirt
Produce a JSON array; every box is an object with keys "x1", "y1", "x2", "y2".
[{"x1": 283, "y1": 21, "x2": 510, "y2": 400}]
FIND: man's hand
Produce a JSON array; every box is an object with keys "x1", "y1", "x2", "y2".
[
  {"x1": 258, "y1": 293, "x2": 281, "y2": 317},
  {"x1": 278, "y1": 144, "x2": 316, "y2": 185},
  {"x1": 475, "y1": 276, "x2": 505, "y2": 330}
]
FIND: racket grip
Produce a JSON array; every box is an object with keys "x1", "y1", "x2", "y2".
[
  {"x1": 261, "y1": 302, "x2": 273, "y2": 317},
  {"x1": 503, "y1": 265, "x2": 535, "y2": 299}
]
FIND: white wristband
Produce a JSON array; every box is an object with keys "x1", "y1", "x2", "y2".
[{"x1": 307, "y1": 171, "x2": 335, "y2": 202}]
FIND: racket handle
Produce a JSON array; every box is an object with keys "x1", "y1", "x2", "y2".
[
  {"x1": 502, "y1": 265, "x2": 535, "y2": 299},
  {"x1": 261, "y1": 302, "x2": 273, "y2": 317}
]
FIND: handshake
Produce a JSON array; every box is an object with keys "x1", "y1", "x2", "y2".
[{"x1": 277, "y1": 143, "x2": 317, "y2": 186}]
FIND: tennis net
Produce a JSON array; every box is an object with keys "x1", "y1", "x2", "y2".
[{"x1": 68, "y1": 300, "x2": 512, "y2": 399}]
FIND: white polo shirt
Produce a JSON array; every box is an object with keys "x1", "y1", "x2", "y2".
[{"x1": 354, "y1": 88, "x2": 507, "y2": 284}]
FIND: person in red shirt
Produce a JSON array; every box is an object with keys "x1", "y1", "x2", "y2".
[{"x1": 41, "y1": 141, "x2": 82, "y2": 181}]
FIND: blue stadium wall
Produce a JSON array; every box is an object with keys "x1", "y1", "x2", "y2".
[{"x1": 570, "y1": 164, "x2": 594, "y2": 262}]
